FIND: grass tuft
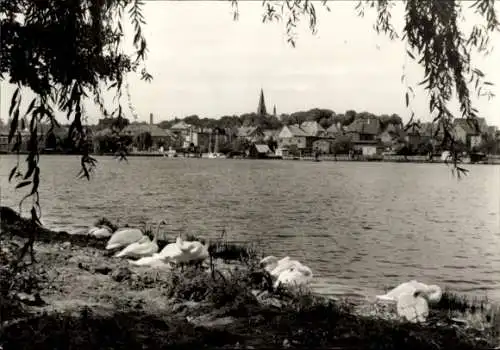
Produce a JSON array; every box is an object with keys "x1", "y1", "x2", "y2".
[
  {"x1": 93, "y1": 217, "x2": 118, "y2": 232},
  {"x1": 436, "y1": 290, "x2": 489, "y2": 314}
]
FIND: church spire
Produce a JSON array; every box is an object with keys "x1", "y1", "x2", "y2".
[
  {"x1": 257, "y1": 88, "x2": 267, "y2": 116},
  {"x1": 273, "y1": 104, "x2": 277, "y2": 117}
]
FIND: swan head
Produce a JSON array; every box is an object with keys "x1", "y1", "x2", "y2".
[
  {"x1": 288, "y1": 263, "x2": 312, "y2": 277},
  {"x1": 425, "y1": 285, "x2": 442, "y2": 304},
  {"x1": 138, "y1": 235, "x2": 150, "y2": 243},
  {"x1": 259, "y1": 255, "x2": 280, "y2": 272},
  {"x1": 414, "y1": 284, "x2": 442, "y2": 304}
]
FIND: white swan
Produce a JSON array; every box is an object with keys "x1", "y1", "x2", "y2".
[
  {"x1": 259, "y1": 256, "x2": 304, "y2": 277},
  {"x1": 175, "y1": 234, "x2": 210, "y2": 264},
  {"x1": 270, "y1": 257, "x2": 304, "y2": 278},
  {"x1": 376, "y1": 280, "x2": 443, "y2": 305},
  {"x1": 114, "y1": 220, "x2": 163, "y2": 259},
  {"x1": 274, "y1": 263, "x2": 313, "y2": 288},
  {"x1": 396, "y1": 291, "x2": 430, "y2": 323},
  {"x1": 128, "y1": 253, "x2": 171, "y2": 269},
  {"x1": 157, "y1": 241, "x2": 187, "y2": 263},
  {"x1": 89, "y1": 226, "x2": 113, "y2": 238},
  {"x1": 106, "y1": 227, "x2": 144, "y2": 250},
  {"x1": 130, "y1": 237, "x2": 185, "y2": 268}
]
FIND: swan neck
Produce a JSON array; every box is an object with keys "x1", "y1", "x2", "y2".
[{"x1": 153, "y1": 220, "x2": 162, "y2": 243}]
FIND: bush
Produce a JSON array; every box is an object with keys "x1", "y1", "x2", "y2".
[{"x1": 93, "y1": 217, "x2": 118, "y2": 232}]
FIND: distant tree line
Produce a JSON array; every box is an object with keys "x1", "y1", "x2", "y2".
[{"x1": 152, "y1": 109, "x2": 403, "y2": 132}]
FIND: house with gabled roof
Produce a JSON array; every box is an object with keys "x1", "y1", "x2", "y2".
[
  {"x1": 453, "y1": 118, "x2": 483, "y2": 150},
  {"x1": 276, "y1": 124, "x2": 311, "y2": 155},
  {"x1": 236, "y1": 126, "x2": 265, "y2": 143},
  {"x1": 345, "y1": 117, "x2": 381, "y2": 142},
  {"x1": 345, "y1": 117, "x2": 383, "y2": 155},
  {"x1": 325, "y1": 122, "x2": 343, "y2": 137},
  {"x1": 299, "y1": 121, "x2": 326, "y2": 137},
  {"x1": 248, "y1": 143, "x2": 276, "y2": 159}
]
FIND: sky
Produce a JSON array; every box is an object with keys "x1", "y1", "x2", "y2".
[{"x1": 0, "y1": 0, "x2": 499, "y2": 126}]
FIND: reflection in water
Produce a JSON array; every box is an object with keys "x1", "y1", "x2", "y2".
[{"x1": 1, "y1": 155, "x2": 499, "y2": 301}]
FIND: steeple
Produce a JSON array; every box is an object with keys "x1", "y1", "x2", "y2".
[
  {"x1": 273, "y1": 105, "x2": 277, "y2": 118},
  {"x1": 257, "y1": 88, "x2": 267, "y2": 116}
]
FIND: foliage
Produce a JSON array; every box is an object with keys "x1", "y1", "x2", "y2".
[
  {"x1": 331, "y1": 135, "x2": 354, "y2": 154},
  {"x1": 177, "y1": 231, "x2": 258, "y2": 265},
  {"x1": 95, "y1": 117, "x2": 130, "y2": 131},
  {"x1": 476, "y1": 133, "x2": 499, "y2": 154},
  {"x1": 280, "y1": 108, "x2": 334, "y2": 126},
  {"x1": 94, "y1": 133, "x2": 133, "y2": 155},
  {"x1": 230, "y1": 138, "x2": 251, "y2": 154}
]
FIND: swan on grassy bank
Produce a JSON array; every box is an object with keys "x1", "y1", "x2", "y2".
[
  {"x1": 128, "y1": 233, "x2": 211, "y2": 268},
  {"x1": 130, "y1": 241, "x2": 185, "y2": 268},
  {"x1": 106, "y1": 227, "x2": 144, "y2": 250},
  {"x1": 88, "y1": 225, "x2": 113, "y2": 238},
  {"x1": 376, "y1": 280, "x2": 443, "y2": 305},
  {"x1": 259, "y1": 255, "x2": 313, "y2": 287},
  {"x1": 114, "y1": 220, "x2": 164, "y2": 259},
  {"x1": 128, "y1": 253, "x2": 171, "y2": 269},
  {"x1": 376, "y1": 280, "x2": 443, "y2": 324},
  {"x1": 259, "y1": 256, "x2": 293, "y2": 276},
  {"x1": 175, "y1": 234, "x2": 210, "y2": 265},
  {"x1": 396, "y1": 290, "x2": 430, "y2": 323},
  {"x1": 274, "y1": 263, "x2": 313, "y2": 288}
]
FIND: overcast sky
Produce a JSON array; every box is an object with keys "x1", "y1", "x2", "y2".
[{"x1": 1, "y1": 1, "x2": 499, "y2": 126}]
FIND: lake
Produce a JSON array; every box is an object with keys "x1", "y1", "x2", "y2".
[{"x1": 1, "y1": 155, "x2": 499, "y2": 301}]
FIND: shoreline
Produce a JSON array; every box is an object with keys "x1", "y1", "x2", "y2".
[
  {"x1": 1, "y1": 205, "x2": 500, "y2": 349},
  {"x1": 2, "y1": 152, "x2": 500, "y2": 165}
]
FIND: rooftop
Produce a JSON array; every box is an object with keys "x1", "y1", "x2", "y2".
[
  {"x1": 345, "y1": 118, "x2": 381, "y2": 135},
  {"x1": 300, "y1": 121, "x2": 326, "y2": 136}
]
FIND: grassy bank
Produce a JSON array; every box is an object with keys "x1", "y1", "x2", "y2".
[{"x1": 1, "y1": 206, "x2": 499, "y2": 349}]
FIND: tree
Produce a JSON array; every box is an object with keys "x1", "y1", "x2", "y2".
[
  {"x1": 331, "y1": 135, "x2": 353, "y2": 155},
  {"x1": 267, "y1": 137, "x2": 278, "y2": 152},
  {"x1": 2, "y1": 0, "x2": 499, "y2": 261},
  {"x1": 477, "y1": 133, "x2": 498, "y2": 154},
  {"x1": 415, "y1": 139, "x2": 434, "y2": 156},
  {"x1": 231, "y1": 138, "x2": 250, "y2": 153}
]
